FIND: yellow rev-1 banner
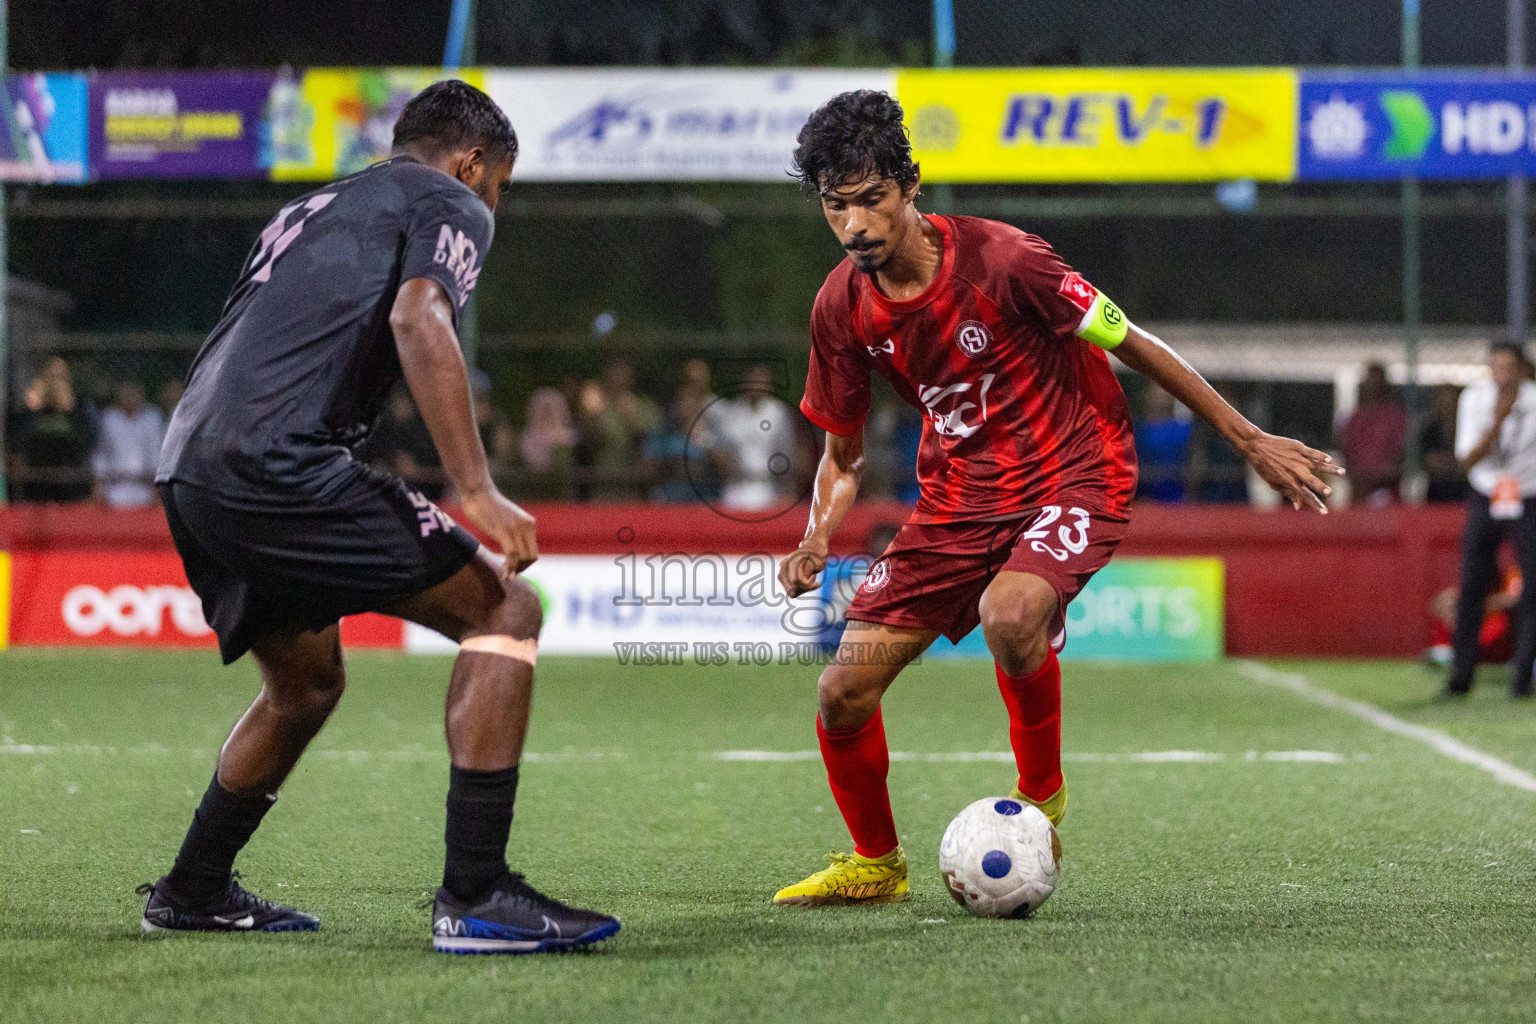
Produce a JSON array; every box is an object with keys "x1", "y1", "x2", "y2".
[{"x1": 897, "y1": 68, "x2": 1297, "y2": 183}]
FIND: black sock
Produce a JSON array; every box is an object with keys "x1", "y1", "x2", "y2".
[
  {"x1": 165, "y1": 773, "x2": 277, "y2": 907},
  {"x1": 443, "y1": 764, "x2": 519, "y2": 903}
]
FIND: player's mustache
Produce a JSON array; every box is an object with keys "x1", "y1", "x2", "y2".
[{"x1": 844, "y1": 238, "x2": 882, "y2": 252}]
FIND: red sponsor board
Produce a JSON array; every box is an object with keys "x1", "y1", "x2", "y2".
[{"x1": 7, "y1": 550, "x2": 402, "y2": 649}]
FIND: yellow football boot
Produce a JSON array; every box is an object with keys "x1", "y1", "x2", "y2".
[
  {"x1": 1010, "y1": 777, "x2": 1068, "y2": 827},
  {"x1": 773, "y1": 845, "x2": 909, "y2": 906}
]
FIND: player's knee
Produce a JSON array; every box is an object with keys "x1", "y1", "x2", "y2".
[
  {"x1": 484, "y1": 574, "x2": 543, "y2": 640},
  {"x1": 817, "y1": 665, "x2": 880, "y2": 726},
  {"x1": 267, "y1": 664, "x2": 345, "y2": 725},
  {"x1": 978, "y1": 585, "x2": 1055, "y2": 652}
]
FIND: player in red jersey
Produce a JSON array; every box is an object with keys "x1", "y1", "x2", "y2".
[{"x1": 771, "y1": 91, "x2": 1343, "y2": 906}]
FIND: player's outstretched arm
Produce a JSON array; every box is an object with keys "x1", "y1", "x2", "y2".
[
  {"x1": 1111, "y1": 323, "x2": 1345, "y2": 513},
  {"x1": 390, "y1": 277, "x2": 537, "y2": 575},
  {"x1": 779, "y1": 429, "x2": 865, "y2": 598}
]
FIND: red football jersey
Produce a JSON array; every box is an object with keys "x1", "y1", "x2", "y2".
[{"x1": 800, "y1": 214, "x2": 1136, "y2": 524}]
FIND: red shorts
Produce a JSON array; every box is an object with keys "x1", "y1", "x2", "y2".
[{"x1": 845, "y1": 504, "x2": 1130, "y2": 649}]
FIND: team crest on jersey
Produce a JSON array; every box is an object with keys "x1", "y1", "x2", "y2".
[
  {"x1": 955, "y1": 321, "x2": 991, "y2": 357},
  {"x1": 862, "y1": 559, "x2": 892, "y2": 592},
  {"x1": 1057, "y1": 272, "x2": 1098, "y2": 314},
  {"x1": 433, "y1": 224, "x2": 482, "y2": 308}
]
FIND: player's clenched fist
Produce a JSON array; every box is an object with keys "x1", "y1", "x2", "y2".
[
  {"x1": 461, "y1": 488, "x2": 539, "y2": 576},
  {"x1": 779, "y1": 546, "x2": 828, "y2": 599}
]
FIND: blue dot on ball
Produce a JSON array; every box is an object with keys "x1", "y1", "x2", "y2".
[
  {"x1": 993, "y1": 799, "x2": 1023, "y2": 816},
  {"x1": 981, "y1": 849, "x2": 1012, "y2": 878}
]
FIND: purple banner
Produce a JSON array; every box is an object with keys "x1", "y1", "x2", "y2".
[{"x1": 89, "y1": 71, "x2": 275, "y2": 179}]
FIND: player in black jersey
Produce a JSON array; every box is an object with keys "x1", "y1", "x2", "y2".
[{"x1": 138, "y1": 81, "x2": 619, "y2": 954}]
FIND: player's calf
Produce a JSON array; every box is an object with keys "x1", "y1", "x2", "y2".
[
  {"x1": 443, "y1": 573, "x2": 542, "y2": 771},
  {"x1": 152, "y1": 626, "x2": 346, "y2": 917},
  {"x1": 981, "y1": 573, "x2": 1067, "y2": 822}
]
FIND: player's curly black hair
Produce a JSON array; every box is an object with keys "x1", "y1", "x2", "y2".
[
  {"x1": 791, "y1": 90, "x2": 919, "y2": 196},
  {"x1": 393, "y1": 79, "x2": 519, "y2": 164}
]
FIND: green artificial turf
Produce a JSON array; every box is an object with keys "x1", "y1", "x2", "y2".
[{"x1": 2, "y1": 650, "x2": 1533, "y2": 1022}]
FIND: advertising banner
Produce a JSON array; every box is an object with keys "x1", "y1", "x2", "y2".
[
  {"x1": 406, "y1": 553, "x2": 828, "y2": 656},
  {"x1": 404, "y1": 554, "x2": 1223, "y2": 661},
  {"x1": 0, "y1": 73, "x2": 87, "y2": 182},
  {"x1": 89, "y1": 71, "x2": 274, "y2": 180},
  {"x1": 896, "y1": 68, "x2": 1297, "y2": 183},
  {"x1": 5, "y1": 550, "x2": 400, "y2": 649},
  {"x1": 942, "y1": 556, "x2": 1225, "y2": 661},
  {"x1": 486, "y1": 68, "x2": 892, "y2": 181},
  {"x1": 270, "y1": 67, "x2": 487, "y2": 181},
  {"x1": 0, "y1": 547, "x2": 1219, "y2": 660},
  {"x1": 1299, "y1": 72, "x2": 1536, "y2": 180}
]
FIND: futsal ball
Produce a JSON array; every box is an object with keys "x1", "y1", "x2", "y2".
[{"x1": 939, "y1": 797, "x2": 1061, "y2": 918}]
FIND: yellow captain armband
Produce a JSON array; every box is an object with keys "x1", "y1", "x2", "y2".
[{"x1": 1074, "y1": 291, "x2": 1129, "y2": 350}]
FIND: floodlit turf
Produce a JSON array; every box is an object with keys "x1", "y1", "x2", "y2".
[{"x1": 2, "y1": 650, "x2": 1534, "y2": 1023}]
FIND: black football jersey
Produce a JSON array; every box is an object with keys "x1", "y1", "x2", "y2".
[{"x1": 158, "y1": 155, "x2": 492, "y2": 504}]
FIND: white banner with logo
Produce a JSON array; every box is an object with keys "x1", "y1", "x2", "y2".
[
  {"x1": 486, "y1": 69, "x2": 894, "y2": 182},
  {"x1": 406, "y1": 554, "x2": 845, "y2": 656}
]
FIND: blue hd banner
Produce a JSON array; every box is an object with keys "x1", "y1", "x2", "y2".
[{"x1": 1300, "y1": 72, "x2": 1536, "y2": 181}]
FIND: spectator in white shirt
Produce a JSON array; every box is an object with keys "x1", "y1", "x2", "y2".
[
  {"x1": 1445, "y1": 342, "x2": 1536, "y2": 698},
  {"x1": 92, "y1": 381, "x2": 166, "y2": 508},
  {"x1": 716, "y1": 364, "x2": 798, "y2": 511}
]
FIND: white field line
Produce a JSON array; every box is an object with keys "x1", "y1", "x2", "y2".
[
  {"x1": 711, "y1": 749, "x2": 1335, "y2": 764},
  {"x1": 1068, "y1": 751, "x2": 1225, "y2": 763},
  {"x1": 0, "y1": 744, "x2": 612, "y2": 763},
  {"x1": 1257, "y1": 750, "x2": 1348, "y2": 763},
  {"x1": 1236, "y1": 660, "x2": 1536, "y2": 793}
]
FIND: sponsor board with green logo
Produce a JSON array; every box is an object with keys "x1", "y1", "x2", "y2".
[{"x1": 937, "y1": 557, "x2": 1225, "y2": 662}]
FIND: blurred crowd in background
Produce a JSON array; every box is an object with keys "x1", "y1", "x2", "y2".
[
  {"x1": 5, "y1": 351, "x2": 1473, "y2": 510},
  {"x1": 1133, "y1": 362, "x2": 1479, "y2": 509}
]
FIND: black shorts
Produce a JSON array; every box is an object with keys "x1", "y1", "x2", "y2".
[{"x1": 159, "y1": 470, "x2": 480, "y2": 664}]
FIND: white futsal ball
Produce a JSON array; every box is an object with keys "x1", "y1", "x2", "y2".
[{"x1": 939, "y1": 796, "x2": 1061, "y2": 918}]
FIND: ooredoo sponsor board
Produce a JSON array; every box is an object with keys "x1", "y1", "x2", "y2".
[{"x1": 5, "y1": 551, "x2": 400, "y2": 648}]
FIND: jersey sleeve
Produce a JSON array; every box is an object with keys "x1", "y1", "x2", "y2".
[
  {"x1": 799, "y1": 288, "x2": 871, "y2": 436},
  {"x1": 1006, "y1": 234, "x2": 1128, "y2": 351},
  {"x1": 400, "y1": 188, "x2": 495, "y2": 328}
]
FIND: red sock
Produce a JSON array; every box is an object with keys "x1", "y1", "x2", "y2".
[
  {"x1": 996, "y1": 651, "x2": 1063, "y2": 802},
  {"x1": 817, "y1": 708, "x2": 899, "y2": 858}
]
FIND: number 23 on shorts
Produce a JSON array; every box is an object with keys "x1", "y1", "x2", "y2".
[{"x1": 1023, "y1": 506, "x2": 1091, "y2": 562}]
